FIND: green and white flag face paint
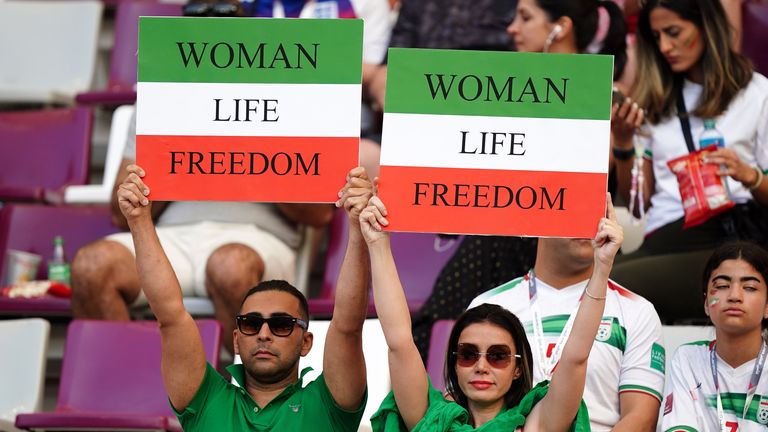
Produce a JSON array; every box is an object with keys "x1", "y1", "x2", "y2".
[
  {"x1": 137, "y1": 17, "x2": 362, "y2": 202},
  {"x1": 377, "y1": 48, "x2": 614, "y2": 237}
]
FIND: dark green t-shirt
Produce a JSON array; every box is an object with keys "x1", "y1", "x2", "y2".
[{"x1": 173, "y1": 363, "x2": 366, "y2": 431}]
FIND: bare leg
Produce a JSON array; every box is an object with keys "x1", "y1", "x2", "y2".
[
  {"x1": 205, "y1": 243, "x2": 265, "y2": 354},
  {"x1": 71, "y1": 240, "x2": 141, "y2": 320}
]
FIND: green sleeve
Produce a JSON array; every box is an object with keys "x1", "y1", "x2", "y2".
[
  {"x1": 171, "y1": 363, "x2": 225, "y2": 427},
  {"x1": 509, "y1": 381, "x2": 591, "y2": 432},
  {"x1": 370, "y1": 378, "x2": 467, "y2": 432},
  {"x1": 311, "y1": 373, "x2": 368, "y2": 431}
]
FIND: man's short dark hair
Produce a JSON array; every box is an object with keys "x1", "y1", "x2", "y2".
[{"x1": 240, "y1": 280, "x2": 310, "y2": 321}]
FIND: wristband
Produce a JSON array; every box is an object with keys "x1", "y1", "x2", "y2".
[{"x1": 612, "y1": 146, "x2": 635, "y2": 161}]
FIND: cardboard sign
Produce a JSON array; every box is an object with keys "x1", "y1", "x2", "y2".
[
  {"x1": 136, "y1": 17, "x2": 362, "y2": 202},
  {"x1": 378, "y1": 48, "x2": 613, "y2": 238}
]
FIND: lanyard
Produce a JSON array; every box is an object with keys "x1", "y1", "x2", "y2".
[
  {"x1": 527, "y1": 270, "x2": 581, "y2": 380},
  {"x1": 709, "y1": 341, "x2": 767, "y2": 430}
]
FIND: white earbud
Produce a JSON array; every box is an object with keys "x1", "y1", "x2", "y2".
[{"x1": 543, "y1": 24, "x2": 563, "y2": 52}]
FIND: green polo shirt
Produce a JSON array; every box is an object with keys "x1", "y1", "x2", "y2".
[{"x1": 173, "y1": 363, "x2": 366, "y2": 431}]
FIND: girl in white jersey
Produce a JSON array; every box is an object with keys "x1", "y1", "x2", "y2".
[
  {"x1": 661, "y1": 241, "x2": 768, "y2": 431},
  {"x1": 358, "y1": 194, "x2": 623, "y2": 431},
  {"x1": 611, "y1": 0, "x2": 768, "y2": 321}
]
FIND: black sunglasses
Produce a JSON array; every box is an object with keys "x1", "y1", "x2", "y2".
[
  {"x1": 182, "y1": 1, "x2": 241, "y2": 17},
  {"x1": 454, "y1": 343, "x2": 520, "y2": 368},
  {"x1": 236, "y1": 314, "x2": 308, "y2": 337}
]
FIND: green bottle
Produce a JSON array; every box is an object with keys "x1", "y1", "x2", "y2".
[{"x1": 48, "y1": 236, "x2": 71, "y2": 286}]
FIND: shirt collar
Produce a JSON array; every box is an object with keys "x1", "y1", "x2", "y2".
[{"x1": 227, "y1": 364, "x2": 314, "y2": 394}]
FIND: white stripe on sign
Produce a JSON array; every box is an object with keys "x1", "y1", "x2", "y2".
[
  {"x1": 137, "y1": 82, "x2": 361, "y2": 137},
  {"x1": 380, "y1": 112, "x2": 610, "y2": 174}
]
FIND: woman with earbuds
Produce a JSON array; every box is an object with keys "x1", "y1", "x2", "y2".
[{"x1": 507, "y1": 0, "x2": 641, "y2": 199}]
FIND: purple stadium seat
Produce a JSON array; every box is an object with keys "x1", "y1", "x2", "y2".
[
  {"x1": 76, "y1": 0, "x2": 181, "y2": 105},
  {"x1": 310, "y1": 209, "x2": 462, "y2": 316},
  {"x1": 0, "y1": 108, "x2": 92, "y2": 203},
  {"x1": 426, "y1": 319, "x2": 455, "y2": 393},
  {"x1": 15, "y1": 319, "x2": 221, "y2": 432},
  {"x1": 0, "y1": 204, "x2": 119, "y2": 316},
  {"x1": 742, "y1": 1, "x2": 768, "y2": 76}
]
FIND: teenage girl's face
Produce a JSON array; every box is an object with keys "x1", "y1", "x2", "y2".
[
  {"x1": 705, "y1": 259, "x2": 768, "y2": 336},
  {"x1": 649, "y1": 7, "x2": 705, "y2": 75},
  {"x1": 507, "y1": 0, "x2": 554, "y2": 53},
  {"x1": 455, "y1": 322, "x2": 522, "y2": 409}
]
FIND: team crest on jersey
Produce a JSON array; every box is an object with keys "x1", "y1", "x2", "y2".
[
  {"x1": 596, "y1": 319, "x2": 612, "y2": 342},
  {"x1": 757, "y1": 396, "x2": 768, "y2": 424}
]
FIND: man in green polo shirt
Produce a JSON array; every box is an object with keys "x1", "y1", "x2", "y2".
[{"x1": 116, "y1": 165, "x2": 374, "y2": 431}]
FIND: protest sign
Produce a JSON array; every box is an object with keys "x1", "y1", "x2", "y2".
[
  {"x1": 137, "y1": 17, "x2": 362, "y2": 202},
  {"x1": 378, "y1": 48, "x2": 613, "y2": 238}
]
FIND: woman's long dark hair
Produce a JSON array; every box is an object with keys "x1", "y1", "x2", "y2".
[
  {"x1": 634, "y1": 0, "x2": 753, "y2": 123},
  {"x1": 536, "y1": 0, "x2": 628, "y2": 79},
  {"x1": 702, "y1": 241, "x2": 768, "y2": 332},
  {"x1": 444, "y1": 304, "x2": 534, "y2": 419}
]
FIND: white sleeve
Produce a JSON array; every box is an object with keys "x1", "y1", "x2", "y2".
[
  {"x1": 660, "y1": 347, "x2": 704, "y2": 432},
  {"x1": 618, "y1": 301, "x2": 665, "y2": 403},
  {"x1": 351, "y1": 0, "x2": 391, "y2": 64},
  {"x1": 755, "y1": 83, "x2": 768, "y2": 171}
]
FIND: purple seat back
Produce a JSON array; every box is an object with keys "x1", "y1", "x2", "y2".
[
  {"x1": 76, "y1": 0, "x2": 181, "y2": 104},
  {"x1": 111, "y1": 0, "x2": 181, "y2": 91},
  {"x1": 426, "y1": 320, "x2": 455, "y2": 392},
  {"x1": 318, "y1": 209, "x2": 462, "y2": 313},
  {"x1": 57, "y1": 320, "x2": 221, "y2": 415},
  {"x1": 0, "y1": 204, "x2": 119, "y2": 283},
  {"x1": 0, "y1": 108, "x2": 92, "y2": 202},
  {"x1": 743, "y1": 1, "x2": 768, "y2": 75}
]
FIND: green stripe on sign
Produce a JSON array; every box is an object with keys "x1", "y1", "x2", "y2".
[
  {"x1": 384, "y1": 48, "x2": 613, "y2": 120},
  {"x1": 139, "y1": 17, "x2": 362, "y2": 84}
]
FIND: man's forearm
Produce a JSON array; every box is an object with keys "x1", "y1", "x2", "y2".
[
  {"x1": 330, "y1": 227, "x2": 370, "y2": 333},
  {"x1": 129, "y1": 217, "x2": 187, "y2": 324}
]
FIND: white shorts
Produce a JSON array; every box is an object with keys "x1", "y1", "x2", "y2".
[{"x1": 106, "y1": 221, "x2": 296, "y2": 306}]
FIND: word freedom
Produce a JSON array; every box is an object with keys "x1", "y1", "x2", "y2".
[
  {"x1": 176, "y1": 42, "x2": 319, "y2": 69},
  {"x1": 168, "y1": 151, "x2": 320, "y2": 176},
  {"x1": 413, "y1": 182, "x2": 566, "y2": 210}
]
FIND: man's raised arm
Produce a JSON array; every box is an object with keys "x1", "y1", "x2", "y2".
[
  {"x1": 117, "y1": 164, "x2": 206, "y2": 411},
  {"x1": 321, "y1": 167, "x2": 374, "y2": 410}
]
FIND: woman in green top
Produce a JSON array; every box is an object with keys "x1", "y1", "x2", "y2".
[{"x1": 357, "y1": 194, "x2": 624, "y2": 431}]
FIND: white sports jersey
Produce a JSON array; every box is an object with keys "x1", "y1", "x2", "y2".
[
  {"x1": 661, "y1": 341, "x2": 768, "y2": 431},
  {"x1": 469, "y1": 275, "x2": 665, "y2": 431}
]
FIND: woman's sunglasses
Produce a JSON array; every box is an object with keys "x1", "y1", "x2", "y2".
[
  {"x1": 236, "y1": 314, "x2": 308, "y2": 337},
  {"x1": 182, "y1": 1, "x2": 242, "y2": 17},
  {"x1": 454, "y1": 343, "x2": 520, "y2": 368}
]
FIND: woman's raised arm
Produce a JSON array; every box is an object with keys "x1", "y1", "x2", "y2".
[{"x1": 360, "y1": 197, "x2": 430, "y2": 430}]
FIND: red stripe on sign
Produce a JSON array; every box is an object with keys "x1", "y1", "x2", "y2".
[
  {"x1": 137, "y1": 135, "x2": 359, "y2": 202},
  {"x1": 377, "y1": 165, "x2": 607, "y2": 238}
]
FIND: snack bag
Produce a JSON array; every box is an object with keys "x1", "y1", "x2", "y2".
[{"x1": 667, "y1": 145, "x2": 734, "y2": 228}]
